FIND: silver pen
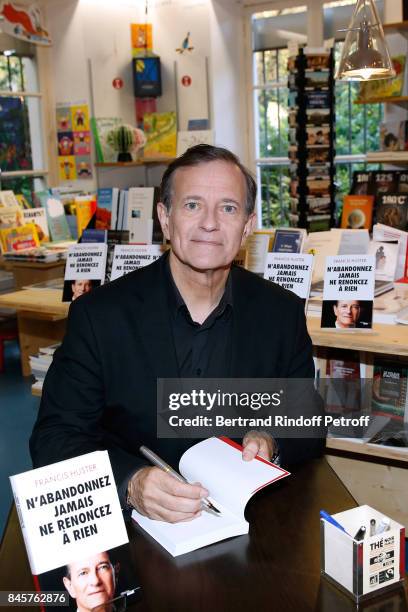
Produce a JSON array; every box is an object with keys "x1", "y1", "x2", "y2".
[{"x1": 139, "y1": 445, "x2": 221, "y2": 514}]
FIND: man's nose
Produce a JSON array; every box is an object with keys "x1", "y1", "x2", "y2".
[
  {"x1": 199, "y1": 207, "x2": 219, "y2": 231},
  {"x1": 89, "y1": 569, "x2": 102, "y2": 585}
]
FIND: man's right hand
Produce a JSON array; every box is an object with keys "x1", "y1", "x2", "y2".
[{"x1": 127, "y1": 467, "x2": 209, "y2": 523}]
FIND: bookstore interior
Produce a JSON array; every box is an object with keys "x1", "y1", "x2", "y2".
[{"x1": 2, "y1": 0, "x2": 408, "y2": 609}]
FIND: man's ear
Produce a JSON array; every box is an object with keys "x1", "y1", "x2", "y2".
[
  {"x1": 157, "y1": 202, "x2": 171, "y2": 241},
  {"x1": 241, "y1": 212, "x2": 256, "y2": 245},
  {"x1": 62, "y1": 577, "x2": 75, "y2": 599}
]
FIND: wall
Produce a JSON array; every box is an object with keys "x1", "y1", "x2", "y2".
[{"x1": 44, "y1": 0, "x2": 248, "y2": 190}]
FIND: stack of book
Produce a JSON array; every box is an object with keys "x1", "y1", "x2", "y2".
[{"x1": 29, "y1": 344, "x2": 60, "y2": 393}]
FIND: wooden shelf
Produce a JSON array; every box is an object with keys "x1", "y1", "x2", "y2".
[
  {"x1": 355, "y1": 95, "x2": 408, "y2": 108},
  {"x1": 383, "y1": 20, "x2": 408, "y2": 38},
  {"x1": 95, "y1": 158, "x2": 174, "y2": 168},
  {"x1": 326, "y1": 437, "x2": 408, "y2": 464},
  {"x1": 307, "y1": 317, "x2": 408, "y2": 357},
  {"x1": 365, "y1": 152, "x2": 408, "y2": 165}
]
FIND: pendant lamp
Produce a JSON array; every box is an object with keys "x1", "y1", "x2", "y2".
[{"x1": 336, "y1": 0, "x2": 395, "y2": 81}]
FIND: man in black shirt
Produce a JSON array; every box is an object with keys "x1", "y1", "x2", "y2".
[{"x1": 31, "y1": 145, "x2": 324, "y2": 523}]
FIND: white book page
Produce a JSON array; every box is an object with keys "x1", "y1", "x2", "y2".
[
  {"x1": 179, "y1": 438, "x2": 289, "y2": 520},
  {"x1": 132, "y1": 500, "x2": 247, "y2": 557}
]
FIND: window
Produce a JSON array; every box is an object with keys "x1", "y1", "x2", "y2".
[
  {"x1": 0, "y1": 35, "x2": 48, "y2": 202},
  {"x1": 250, "y1": 1, "x2": 384, "y2": 228}
]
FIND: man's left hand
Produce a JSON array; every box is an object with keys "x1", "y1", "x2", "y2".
[{"x1": 242, "y1": 431, "x2": 275, "y2": 461}]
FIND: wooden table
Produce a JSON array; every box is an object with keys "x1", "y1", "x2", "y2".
[
  {"x1": 5, "y1": 261, "x2": 66, "y2": 290},
  {"x1": 307, "y1": 316, "x2": 408, "y2": 357},
  {"x1": 0, "y1": 289, "x2": 68, "y2": 376},
  {"x1": 0, "y1": 459, "x2": 406, "y2": 611}
]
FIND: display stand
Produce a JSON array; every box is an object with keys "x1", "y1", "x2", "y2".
[{"x1": 287, "y1": 47, "x2": 336, "y2": 231}]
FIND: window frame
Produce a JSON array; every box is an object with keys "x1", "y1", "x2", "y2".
[
  {"x1": 244, "y1": 0, "x2": 383, "y2": 228},
  {"x1": 0, "y1": 42, "x2": 57, "y2": 188}
]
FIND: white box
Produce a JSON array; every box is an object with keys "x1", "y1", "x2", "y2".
[{"x1": 321, "y1": 505, "x2": 405, "y2": 602}]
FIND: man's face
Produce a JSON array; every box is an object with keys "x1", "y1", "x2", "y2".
[
  {"x1": 63, "y1": 552, "x2": 115, "y2": 612},
  {"x1": 72, "y1": 280, "x2": 92, "y2": 300},
  {"x1": 333, "y1": 301, "x2": 361, "y2": 328},
  {"x1": 157, "y1": 160, "x2": 255, "y2": 271}
]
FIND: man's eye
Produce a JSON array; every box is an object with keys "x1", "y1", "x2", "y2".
[
  {"x1": 185, "y1": 201, "x2": 199, "y2": 210},
  {"x1": 98, "y1": 564, "x2": 110, "y2": 572},
  {"x1": 222, "y1": 204, "x2": 237, "y2": 213},
  {"x1": 78, "y1": 570, "x2": 88, "y2": 577}
]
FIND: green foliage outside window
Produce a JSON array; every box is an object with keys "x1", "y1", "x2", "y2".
[{"x1": 255, "y1": 43, "x2": 382, "y2": 228}]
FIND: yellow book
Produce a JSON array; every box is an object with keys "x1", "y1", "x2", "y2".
[
  {"x1": 143, "y1": 112, "x2": 177, "y2": 159},
  {"x1": 0, "y1": 223, "x2": 40, "y2": 253},
  {"x1": 75, "y1": 196, "x2": 96, "y2": 238}
]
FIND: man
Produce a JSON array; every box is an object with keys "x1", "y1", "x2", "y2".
[
  {"x1": 333, "y1": 300, "x2": 362, "y2": 329},
  {"x1": 63, "y1": 551, "x2": 116, "y2": 612},
  {"x1": 30, "y1": 145, "x2": 324, "y2": 524},
  {"x1": 71, "y1": 279, "x2": 92, "y2": 301}
]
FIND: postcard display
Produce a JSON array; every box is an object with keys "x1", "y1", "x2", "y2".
[{"x1": 288, "y1": 48, "x2": 336, "y2": 231}]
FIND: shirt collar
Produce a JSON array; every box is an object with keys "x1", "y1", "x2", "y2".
[{"x1": 164, "y1": 254, "x2": 233, "y2": 322}]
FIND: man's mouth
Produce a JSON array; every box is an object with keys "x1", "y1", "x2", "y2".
[{"x1": 191, "y1": 239, "x2": 222, "y2": 245}]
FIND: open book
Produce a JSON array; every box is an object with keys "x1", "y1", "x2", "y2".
[{"x1": 131, "y1": 437, "x2": 290, "y2": 556}]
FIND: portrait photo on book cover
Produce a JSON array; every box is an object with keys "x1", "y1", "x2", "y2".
[
  {"x1": 62, "y1": 279, "x2": 101, "y2": 302},
  {"x1": 321, "y1": 299, "x2": 373, "y2": 329},
  {"x1": 38, "y1": 544, "x2": 140, "y2": 612}
]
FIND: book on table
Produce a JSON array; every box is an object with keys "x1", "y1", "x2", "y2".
[{"x1": 131, "y1": 437, "x2": 290, "y2": 557}]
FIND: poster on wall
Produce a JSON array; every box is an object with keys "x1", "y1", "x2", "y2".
[
  {"x1": 56, "y1": 103, "x2": 92, "y2": 181},
  {"x1": 0, "y1": 2, "x2": 51, "y2": 45},
  {"x1": 131, "y1": 23, "x2": 153, "y2": 56}
]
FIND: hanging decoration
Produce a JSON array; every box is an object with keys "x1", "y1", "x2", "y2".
[
  {"x1": 0, "y1": 2, "x2": 51, "y2": 46},
  {"x1": 336, "y1": 0, "x2": 394, "y2": 81}
]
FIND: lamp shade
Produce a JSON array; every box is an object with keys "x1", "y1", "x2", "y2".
[{"x1": 336, "y1": 0, "x2": 395, "y2": 81}]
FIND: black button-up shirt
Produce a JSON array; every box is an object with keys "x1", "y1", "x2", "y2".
[{"x1": 165, "y1": 259, "x2": 233, "y2": 378}]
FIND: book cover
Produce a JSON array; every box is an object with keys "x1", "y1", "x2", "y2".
[
  {"x1": 143, "y1": 112, "x2": 177, "y2": 159},
  {"x1": 37, "y1": 193, "x2": 72, "y2": 242},
  {"x1": 244, "y1": 233, "x2": 270, "y2": 274},
  {"x1": 350, "y1": 171, "x2": 373, "y2": 196},
  {"x1": 371, "y1": 360, "x2": 408, "y2": 421},
  {"x1": 368, "y1": 240, "x2": 399, "y2": 282},
  {"x1": 264, "y1": 252, "x2": 314, "y2": 308},
  {"x1": 380, "y1": 121, "x2": 404, "y2": 152},
  {"x1": 96, "y1": 188, "x2": 120, "y2": 231},
  {"x1": 0, "y1": 224, "x2": 40, "y2": 253},
  {"x1": 81, "y1": 229, "x2": 108, "y2": 243},
  {"x1": 373, "y1": 171, "x2": 399, "y2": 194},
  {"x1": 9, "y1": 451, "x2": 128, "y2": 576},
  {"x1": 375, "y1": 193, "x2": 408, "y2": 231},
  {"x1": 75, "y1": 195, "x2": 97, "y2": 238},
  {"x1": 320, "y1": 255, "x2": 375, "y2": 330},
  {"x1": 131, "y1": 437, "x2": 289, "y2": 557},
  {"x1": 36, "y1": 542, "x2": 141, "y2": 612},
  {"x1": 110, "y1": 244, "x2": 167, "y2": 281},
  {"x1": 272, "y1": 228, "x2": 305, "y2": 253},
  {"x1": 90, "y1": 117, "x2": 123, "y2": 163},
  {"x1": 341, "y1": 195, "x2": 374, "y2": 230},
  {"x1": 22, "y1": 208, "x2": 50, "y2": 243},
  {"x1": 63, "y1": 243, "x2": 107, "y2": 302},
  {"x1": 105, "y1": 230, "x2": 129, "y2": 283},
  {"x1": 0, "y1": 205, "x2": 21, "y2": 228},
  {"x1": 16, "y1": 193, "x2": 32, "y2": 209},
  {"x1": 0, "y1": 190, "x2": 20, "y2": 208},
  {"x1": 176, "y1": 130, "x2": 214, "y2": 157},
  {"x1": 324, "y1": 349, "x2": 362, "y2": 414}
]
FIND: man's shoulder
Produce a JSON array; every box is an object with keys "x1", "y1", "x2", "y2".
[{"x1": 74, "y1": 256, "x2": 164, "y2": 309}]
